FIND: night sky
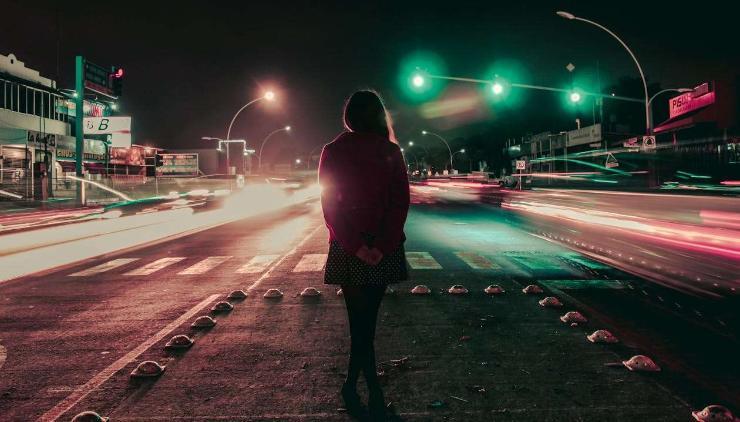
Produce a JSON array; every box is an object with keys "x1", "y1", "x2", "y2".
[{"x1": 3, "y1": 0, "x2": 737, "y2": 162}]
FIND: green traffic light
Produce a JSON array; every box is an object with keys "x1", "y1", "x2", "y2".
[
  {"x1": 570, "y1": 91, "x2": 582, "y2": 103},
  {"x1": 412, "y1": 74, "x2": 425, "y2": 87},
  {"x1": 491, "y1": 82, "x2": 504, "y2": 95}
]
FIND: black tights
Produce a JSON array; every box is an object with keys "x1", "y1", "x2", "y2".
[{"x1": 341, "y1": 284, "x2": 386, "y2": 391}]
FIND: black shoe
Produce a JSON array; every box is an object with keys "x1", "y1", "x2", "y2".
[
  {"x1": 368, "y1": 388, "x2": 387, "y2": 421},
  {"x1": 341, "y1": 383, "x2": 368, "y2": 419}
]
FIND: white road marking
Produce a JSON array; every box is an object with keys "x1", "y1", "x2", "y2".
[
  {"x1": 292, "y1": 254, "x2": 327, "y2": 272},
  {"x1": 236, "y1": 255, "x2": 280, "y2": 274},
  {"x1": 37, "y1": 294, "x2": 220, "y2": 422},
  {"x1": 177, "y1": 256, "x2": 232, "y2": 275},
  {"x1": 455, "y1": 252, "x2": 500, "y2": 269},
  {"x1": 405, "y1": 251, "x2": 442, "y2": 269},
  {"x1": 69, "y1": 258, "x2": 140, "y2": 277},
  {"x1": 0, "y1": 343, "x2": 6, "y2": 371},
  {"x1": 124, "y1": 257, "x2": 185, "y2": 276}
]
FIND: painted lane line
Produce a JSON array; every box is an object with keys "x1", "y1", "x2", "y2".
[
  {"x1": 124, "y1": 257, "x2": 185, "y2": 276},
  {"x1": 0, "y1": 342, "x2": 6, "y2": 371},
  {"x1": 292, "y1": 254, "x2": 328, "y2": 272},
  {"x1": 177, "y1": 256, "x2": 232, "y2": 275},
  {"x1": 405, "y1": 251, "x2": 442, "y2": 269},
  {"x1": 454, "y1": 252, "x2": 500, "y2": 270},
  {"x1": 236, "y1": 255, "x2": 280, "y2": 274},
  {"x1": 37, "y1": 293, "x2": 220, "y2": 422},
  {"x1": 68, "y1": 258, "x2": 140, "y2": 277},
  {"x1": 246, "y1": 225, "x2": 324, "y2": 293}
]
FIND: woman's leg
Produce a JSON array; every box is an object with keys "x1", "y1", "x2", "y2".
[
  {"x1": 361, "y1": 285, "x2": 386, "y2": 390},
  {"x1": 341, "y1": 285, "x2": 369, "y2": 389}
]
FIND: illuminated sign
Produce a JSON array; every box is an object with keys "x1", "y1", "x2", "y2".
[
  {"x1": 669, "y1": 83, "x2": 715, "y2": 119},
  {"x1": 156, "y1": 153, "x2": 199, "y2": 177},
  {"x1": 567, "y1": 123, "x2": 601, "y2": 147}
]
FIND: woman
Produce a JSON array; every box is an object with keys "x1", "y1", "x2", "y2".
[{"x1": 319, "y1": 90, "x2": 410, "y2": 420}]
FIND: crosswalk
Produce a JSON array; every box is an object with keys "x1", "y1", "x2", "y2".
[{"x1": 67, "y1": 251, "x2": 609, "y2": 278}]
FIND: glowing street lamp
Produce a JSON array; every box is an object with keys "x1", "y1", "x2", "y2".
[
  {"x1": 258, "y1": 125, "x2": 292, "y2": 171},
  {"x1": 421, "y1": 130, "x2": 454, "y2": 171},
  {"x1": 225, "y1": 90, "x2": 278, "y2": 142}
]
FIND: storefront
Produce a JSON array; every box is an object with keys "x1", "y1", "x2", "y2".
[{"x1": 653, "y1": 79, "x2": 739, "y2": 182}]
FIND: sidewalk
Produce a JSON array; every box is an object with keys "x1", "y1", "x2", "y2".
[{"x1": 61, "y1": 225, "x2": 690, "y2": 421}]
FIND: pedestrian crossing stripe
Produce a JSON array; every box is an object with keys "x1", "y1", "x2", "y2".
[
  {"x1": 539, "y1": 280, "x2": 627, "y2": 290},
  {"x1": 236, "y1": 254, "x2": 280, "y2": 274},
  {"x1": 178, "y1": 256, "x2": 232, "y2": 275},
  {"x1": 69, "y1": 258, "x2": 140, "y2": 276},
  {"x1": 124, "y1": 257, "x2": 186, "y2": 276},
  {"x1": 508, "y1": 256, "x2": 563, "y2": 271},
  {"x1": 565, "y1": 256, "x2": 612, "y2": 270},
  {"x1": 405, "y1": 252, "x2": 442, "y2": 269},
  {"x1": 454, "y1": 252, "x2": 501, "y2": 269},
  {"x1": 292, "y1": 254, "x2": 327, "y2": 272}
]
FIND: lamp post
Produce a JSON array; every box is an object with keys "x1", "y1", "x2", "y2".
[
  {"x1": 225, "y1": 91, "x2": 275, "y2": 142},
  {"x1": 451, "y1": 148, "x2": 466, "y2": 172},
  {"x1": 556, "y1": 10, "x2": 650, "y2": 134},
  {"x1": 258, "y1": 126, "x2": 292, "y2": 171},
  {"x1": 421, "y1": 130, "x2": 454, "y2": 171},
  {"x1": 647, "y1": 88, "x2": 692, "y2": 133}
]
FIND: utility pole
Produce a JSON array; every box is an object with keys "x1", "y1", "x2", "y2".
[{"x1": 74, "y1": 56, "x2": 85, "y2": 205}]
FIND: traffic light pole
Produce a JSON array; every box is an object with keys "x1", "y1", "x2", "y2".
[{"x1": 75, "y1": 56, "x2": 85, "y2": 205}]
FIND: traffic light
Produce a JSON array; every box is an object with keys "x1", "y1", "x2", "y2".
[
  {"x1": 110, "y1": 67, "x2": 124, "y2": 97},
  {"x1": 569, "y1": 91, "x2": 582, "y2": 103}
]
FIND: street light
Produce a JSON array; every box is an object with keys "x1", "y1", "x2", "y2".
[
  {"x1": 421, "y1": 130, "x2": 454, "y2": 171},
  {"x1": 225, "y1": 91, "x2": 277, "y2": 142},
  {"x1": 556, "y1": 10, "x2": 649, "y2": 133},
  {"x1": 258, "y1": 125, "x2": 292, "y2": 171}
]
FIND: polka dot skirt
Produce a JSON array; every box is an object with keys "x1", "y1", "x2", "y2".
[{"x1": 324, "y1": 240, "x2": 408, "y2": 286}]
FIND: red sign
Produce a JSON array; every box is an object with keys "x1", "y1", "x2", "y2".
[{"x1": 669, "y1": 87, "x2": 715, "y2": 119}]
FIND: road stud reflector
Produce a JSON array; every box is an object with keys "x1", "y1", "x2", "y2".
[
  {"x1": 448, "y1": 285, "x2": 468, "y2": 295},
  {"x1": 211, "y1": 301, "x2": 234, "y2": 312},
  {"x1": 263, "y1": 288, "x2": 283, "y2": 298},
  {"x1": 522, "y1": 284, "x2": 544, "y2": 294},
  {"x1": 484, "y1": 285, "x2": 505, "y2": 295},
  {"x1": 587, "y1": 329, "x2": 618, "y2": 344},
  {"x1": 300, "y1": 287, "x2": 321, "y2": 297},
  {"x1": 165, "y1": 334, "x2": 194, "y2": 350},
  {"x1": 191, "y1": 315, "x2": 217, "y2": 328},
  {"x1": 560, "y1": 311, "x2": 587, "y2": 324},
  {"x1": 622, "y1": 355, "x2": 661, "y2": 372},
  {"x1": 71, "y1": 411, "x2": 109, "y2": 422},
  {"x1": 130, "y1": 360, "x2": 166, "y2": 378},
  {"x1": 411, "y1": 285, "x2": 431, "y2": 295},
  {"x1": 692, "y1": 404, "x2": 735, "y2": 422},
  {"x1": 227, "y1": 290, "x2": 248, "y2": 300},
  {"x1": 538, "y1": 296, "x2": 563, "y2": 307}
]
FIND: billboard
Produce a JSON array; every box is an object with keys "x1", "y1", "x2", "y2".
[
  {"x1": 156, "y1": 153, "x2": 199, "y2": 177},
  {"x1": 110, "y1": 146, "x2": 145, "y2": 166},
  {"x1": 567, "y1": 124, "x2": 601, "y2": 147},
  {"x1": 668, "y1": 85, "x2": 715, "y2": 119}
]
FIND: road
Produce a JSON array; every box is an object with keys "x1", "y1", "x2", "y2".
[{"x1": 0, "y1": 186, "x2": 736, "y2": 420}]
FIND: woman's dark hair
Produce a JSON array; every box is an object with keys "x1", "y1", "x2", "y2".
[{"x1": 343, "y1": 90, "x2": 396, "y2": 142}]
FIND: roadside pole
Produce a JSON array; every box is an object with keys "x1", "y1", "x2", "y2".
[{"x1": 74, "y1": 56, "x2": 85, "y2": 206}]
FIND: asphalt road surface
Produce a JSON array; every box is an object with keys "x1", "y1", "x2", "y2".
[{"x1": 0, "y1": 189, "x2": 736, "y2": 421}]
